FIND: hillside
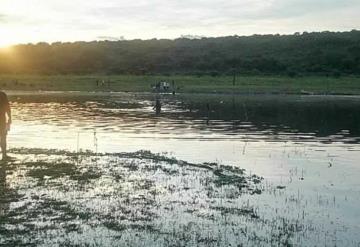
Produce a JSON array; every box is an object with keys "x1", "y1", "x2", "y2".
[{"x1": 1, "y1": 30, "x2": 359, "y2": 76}]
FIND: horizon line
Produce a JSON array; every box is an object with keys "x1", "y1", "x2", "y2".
[{"x1": 2, "y1": 29, "x2": 358, "y2": 48}]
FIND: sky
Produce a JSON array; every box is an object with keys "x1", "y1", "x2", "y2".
[{"x1": 0, "y1": 0, "x2": 359, "y2": 47}]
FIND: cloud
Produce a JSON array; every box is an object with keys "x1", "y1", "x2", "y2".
[
  {"x1": 75, "y1": 0, "x2": 360, "y2": 36},
  {"x1": 0, "y1": 14, "x2": 8, "y2": 23},
  {"x1": 0, "y1": 0, "x2": 359, "y2": 44},
  {"x1": 257, "y1": 0, "x2": 360, "y2": 19},
  {"x1": 97, "y1": 36, "x2": 125, "y2": 41}
]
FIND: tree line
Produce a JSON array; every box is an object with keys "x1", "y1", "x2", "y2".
[{"x1": 1, "y1": 30, "x2": 359, "y2": 76}]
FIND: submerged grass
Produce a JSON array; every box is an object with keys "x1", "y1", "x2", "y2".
[{"x1": 0, "y1": 148, "x2": 310, "y2": 246}]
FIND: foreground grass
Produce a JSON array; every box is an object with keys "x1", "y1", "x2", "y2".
[
  {"x1": 1, "y1": 148, "x2": 356, "y2": 246},
  {"x1": 0, "y1": 74, "x2": 360, "y2": 94},
  {"x1": 0, "y1": 148, "x2": 282, "y2": 246}
]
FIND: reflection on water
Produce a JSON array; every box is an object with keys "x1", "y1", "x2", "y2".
[
  {"x1": 1, "y1": 92, "x2": 360, "y2": 245},
  {"x1": 10, "y1": 93, "x2": 360, "y2": 142},
  {"x1": 5, "y1": 92, "x2": 360, "y2": 179},
  {"x1": 7, "y1": 93, "x2": 360, "y2": 176}
]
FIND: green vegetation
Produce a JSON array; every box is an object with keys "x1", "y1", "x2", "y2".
[
  {"x1": 1, "y1": 31, "x2": 359, "y2": 94},
  {"x1": 1, "y1": 74, "x2": 360, "y2": 94},
  {"x1": 0, "y1": 30, "x2": 359, "y2": 76}
]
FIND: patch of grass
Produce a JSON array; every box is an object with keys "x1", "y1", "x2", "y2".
[
  {"x1": 0, "y1": 197, "x2": 90, "y2": 245},
  {"x1": 213, "y1": 169, "x2": 246, "y2": 186},
  {"x1": 1, "y1": 148, "x2": 300, "y2": 246},
  {"x1": 26, "y1": 162, "x2": 76, "y2": 180},
  {"x1": 10, "y1": 148, "x2": 262, "y2": 193},
  {"x1": 210, "y1": 206, "x2": 259, "y2": 219}
]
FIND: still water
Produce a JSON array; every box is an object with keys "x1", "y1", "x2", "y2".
[
  {"x1": 8, "y1": 92, "x2": 360, "y2": 175},
  {"x1": 5, "y1": 91, "x2": 360, "y2": 245}
]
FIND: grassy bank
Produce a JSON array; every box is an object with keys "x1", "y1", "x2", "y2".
[
  {"x1": 0, "y1": 148, "x2": 268, "y2": 246},
  {"x1": 0, "y1": 74, "x2": 360, "y2": 94}
]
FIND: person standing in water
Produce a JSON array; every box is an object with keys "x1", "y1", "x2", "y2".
[
  {"x1": 154, "y1": 98, "x2": 161, "y2": 115},
  {"x1": 0, "y1": 92, "x2": 11, "y2": 161}
]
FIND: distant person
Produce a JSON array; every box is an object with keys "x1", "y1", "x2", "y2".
[
  {"x1": 171, "y1": 80, "x2": 176, "y2": 95},
  {"x1": 206, "y1": 103, "x2": 211, "y2": 125},
  {"x1": 0, "y1": 92, "x2": 11, "y2": 161},
  {"x1": 154, "y1": 98, "x2": 161, "y2": 115}
]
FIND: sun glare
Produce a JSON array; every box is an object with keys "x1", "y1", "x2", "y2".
[
  {"x1": 0, "y1": 44, "x2": 15, "y2": 54},
  {"x1": 0, "y1": 35, "x2": 18, "y2": 49}
]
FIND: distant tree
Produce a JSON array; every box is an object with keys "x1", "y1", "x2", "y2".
[{"x1": 0, "y1": 30, "x2": 359, "y2": 76}]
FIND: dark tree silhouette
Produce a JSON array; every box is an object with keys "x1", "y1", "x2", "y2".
[{"x1": 0, "y1": 30, "x2": 359, "y2": 76}]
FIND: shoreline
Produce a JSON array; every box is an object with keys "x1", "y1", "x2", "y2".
[
  {"x1": 1, "y1": 74, "x2": 360, "y2": 95},
  {"x1": 4, "y1": 89, "x2": 360, "y2": 97}
]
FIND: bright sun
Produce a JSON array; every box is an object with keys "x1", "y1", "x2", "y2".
[
  {"x1": 0, "y1": 33, "x2": 20, "y2": 48},
  {"x1": 0, "y1": 41, "x2": 15, "y2": 54}
]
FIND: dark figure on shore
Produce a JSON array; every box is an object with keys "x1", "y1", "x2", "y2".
[
  {"x1": 171, "y1": 80, "x2": 176, "y2": 95},
  {"x1": 206, "y1": 103, "x2": 211, "y2": 125},
  {"x1": 154, "y1": 98, "x2": 161, "y2": 115},
  {"x1": 0, "y1": 92, "x2": 11, "y2": 160}
]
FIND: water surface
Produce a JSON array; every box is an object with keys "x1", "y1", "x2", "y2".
[{"x1": 3, "y1": 92, "x2": 360, "y2": 246}]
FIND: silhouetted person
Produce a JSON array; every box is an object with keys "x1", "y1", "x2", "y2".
[
  {"x1": 171, "y1": 80, "x2": 176, "y2": 95},
  {"x1": 154, "y1": 98, "x2": 161, "y2": 115},
  {"x1": 206, "y1": 103, "x2": 211, "y2": 125},
  {"x1": 0, "y1": 91, "x2": 11, "y2": 160}
]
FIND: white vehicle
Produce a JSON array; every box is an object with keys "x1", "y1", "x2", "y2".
[{"x1": 153, "y1": 81, "x2": 170, "y2": 91}]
